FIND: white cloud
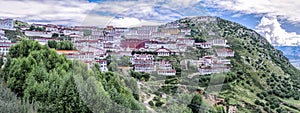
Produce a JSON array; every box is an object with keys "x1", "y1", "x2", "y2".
[
  {"x1": 256, "y1": 16, "x2": 300, "y2": 46},
  {"x1": 202, "y1": 0, "x2": 300, "y2": 45},
  {"x1": 108, "y1": 17, "x2": 162, "y2": 27},
  {"x1": 231, "y1": 13, "x2": 243, "y2": 18},
  {"x1": 109, "y1": 17, "x2": 143, "y2": 27},
  {"x1": 115, "y1": 4, "x2": 183, "y2": 22},
  {"x1": 0, "y1": 0, "x2": 204, "y2": 26},
  {"x1": 89, "y1": 1, "x2": 187, "y2": 22},
  {"x1": 202, "y1": 0, "x2": 300, "y2": 25},
  {"x1": 162, "y1": 0, "x2": 201, "y2": 9},
  {"x1": 0, "y1": 0, "x2": 97, "y2": 25},
  {"x1": 81, "y1": 15, "x2": 113, "y2": 27}
]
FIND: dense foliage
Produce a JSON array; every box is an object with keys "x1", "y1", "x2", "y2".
[
  {"x1": 47, "y1": 40, "x2": 75, "y2": 50},
  {"x1": 0, "y1": 82, "x2": 36, "y2": 113},
  {"x1": 4, "y1": 29, "x2": 25, "y2": 42},
  {"x1": 130, "y1": 71, "x2": 150, "y2": 82},
  {"x1": 0, "y1": 40, "x2": 145, "y2": 112},
  {"x1": 29, "y1": 25, "x2": 45, "y2": 31}
]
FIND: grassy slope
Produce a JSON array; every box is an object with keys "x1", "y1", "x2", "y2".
[{"x1": 176, "y1": 17, "x2": 300, "y2": 112}]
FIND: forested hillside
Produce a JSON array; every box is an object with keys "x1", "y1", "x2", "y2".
[
  {"x1": 176, "y1": 17, "x2": 300, "y2": 112},
  {"x1": 0, "y1": 40, "x2": 145, "y2": 112}
]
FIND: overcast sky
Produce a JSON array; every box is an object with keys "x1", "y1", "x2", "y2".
[{"x1": 0, "y1": 0, "x2": 300, "y2": 45}]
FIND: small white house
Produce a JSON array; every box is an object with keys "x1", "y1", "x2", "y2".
[
  {"x1": 62, "y1": 29, "x2": 83, "y2": 36},
  {"x1": 195, "y1": 42, "x2": 212, "y2": 49},
  {"x1": 209, "y1": 39, "x2": 227, "y2": 47},
  {"x1": 180, "y1": 28, "x2": 191, "y2": 35},
  {"x1": 24, "y1": 31, "x2": 52, "y2": 38},
  {"x1": 0, "y1": 46, "x2": 10, "y2": 56},
  {"x1": 155, "y1": 47, "x2": 174, "y2": 56},
  {"x1": 46, "y1": 27, "x2": 59, "y2": 34},
  {"x1": 96, "y1": 60, "x2": 108, "y2": 72},
  {"x1": 176, "y1": 38, "x2": 195, "y2": 47},
  {"x1": 215, "y1": 49, "x2": 235, "y2": 57},
  {"x1": 0, "y1": 30, "x2": 5, "y2": 36},
  {"x1": 131, "y1": 54, "x2": 155, "y2": 72},
  {"x1": 155, "y1": 60, "x2": 176, "y2": 76}
]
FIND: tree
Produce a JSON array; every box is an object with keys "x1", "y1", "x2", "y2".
[
  {"x1": 51, "y1": 33, "x2": 59, "y2": 38},
  {"x1": 188, "y1": 94, "x2": 203, "y2": 113},
  {"x1": 118, "y1": 56, "x2": 131, "y2": 66},
  {"x1": 0, "y1": 82, "x2": 37, "y2": 113},
  {"x1": 0, "y1": 54, "x2": 4, "y2": 67},
  {"x1": 47, "y1": 40, "x2": 57, "y2": 48},
  {"x1": 294, "y1": 95, "x2": 300, "y2": 100},
  {"x1": 29, "y1": 25, "x2": 35, "y2": 31},
  {"x1": 108, "y1": 62, "x2": 119, "y2": 72},
  {"x1": 1, "y1": 40, "x2": 91, "y2": 112},
  {"x1": 130, "y1": 71, "x2": 150, "y2": 81},
  {"x1": 9, "y1": 39, "x2": 44, "y2": 58},
  {"x1": 46, "y1": 40, "x2": 75, "y2": 50},
  {"x1": 191, "y1": 94, "x2": 202, "y2": 105}
]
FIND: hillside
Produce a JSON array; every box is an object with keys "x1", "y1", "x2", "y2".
[
  {"x1": 1, "y1": 17, "x2": 300, "y2": 113},
  {"x1": 175, "y1": 16, "x2": 300, "y2": 112}
]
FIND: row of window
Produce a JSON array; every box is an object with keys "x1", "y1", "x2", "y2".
[{"x1": 0, "y1": 48, "x2": 9, "y2": 51}]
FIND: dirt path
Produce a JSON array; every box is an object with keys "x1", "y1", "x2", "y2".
[
  {"x1": 138, "y1": 81, "x2": 157, "y2": 113},
  {"x1": 143, "y1": 94, "x2": 156, "y2": 113}
]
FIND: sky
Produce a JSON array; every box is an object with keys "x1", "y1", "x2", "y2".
[{"x1": 0, "y1": 0, "x2": 300, "y2": 46}]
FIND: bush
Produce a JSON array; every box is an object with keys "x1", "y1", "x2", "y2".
[
  {"x1": 254, "y1": 100, "x2": 260, "y2": 105},
  {"x1": 191, "y1": 94, "x2": 202, "y2": 105},
  {"x1": 263, "y1": 107, "x2": 270, "y2": 112},
  {"x1": 261, "y1": 92, "x2": 267, "y2": 97},
  {"x1": 256, "y1": 93, "x2": 264, "y2": 99},
  {"x1": 270, "y1": 105, "x2": 276, "y2": 109},
  {"x1": 148, "y1": 101, "x2": 154, "y2": 106},
  {"x1": 130, "y1": 71, "x2": 150, "y2": 81},
  {"x1": 294, "y1": 95, "x2": 300, "y2": 100},
  {"x1": 155, "y1": 101, "x2": 164, "y2": 107},
  {"x1": 254, "y1": 100, "x2": 264, "y2": 106},
  {"x1": 47, "y1": 40, "x2": 75, "y2": 50}
]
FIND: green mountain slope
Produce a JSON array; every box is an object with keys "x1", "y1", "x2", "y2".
[{"x1": 176, "y1": 17, "x2": 300, "y2": 112}]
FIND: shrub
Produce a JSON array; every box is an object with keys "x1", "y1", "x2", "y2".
[
  {"x1": 148, "y1": 101, "x2": 154, "y2": 106},
  {"x1": 256, "y1": 93, "x2": 264, "y2": 99},
  {"x1": 155, "y1": 101, "x2": 164, "y2": 107},
  {"x1": 263, "y1": 107, "x2": 270, "y2": 112},
  {"x1": 294, "y1": 95, "x2": 300, "y2": 100}
]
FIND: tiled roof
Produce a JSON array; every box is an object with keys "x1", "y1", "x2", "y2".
[
  {"x1": 134, "y1": 64, "x2": 154, "y2": 66},
  {"x1": 215, "y1": 48, "x2": 234, "y2": 52},
  {"x1": 120, "y1": 39, "x2": 148, "y2": 49},
  {"x1": 56, "y1": 50, "x2": 78, "y2": 53},
  {"x1": 95, "y1": 60, "x2": 107, "y2": 62},
  {"x1": 154, "y1": 47, "x2": 172, "y2": 52}
]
